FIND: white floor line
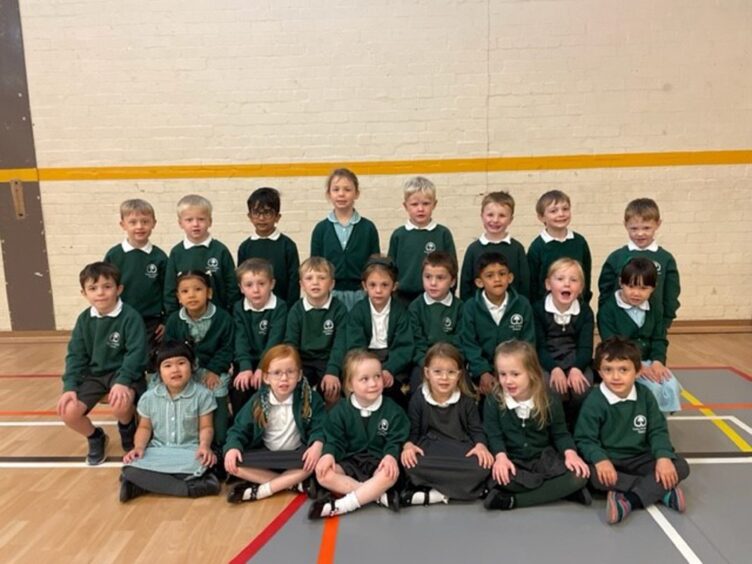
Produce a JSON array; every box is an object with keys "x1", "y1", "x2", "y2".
[
  {"x1": 647, "y1": 505, "x2": 703, "y2": 564},
  {"x1": 685, "y1": 457, "x2": 752, "y2": 464},
  {"x1": 668, "y1": 414, "x2": 752, "y2": 437},
  {"x1": 728, "y1": 416, "x2": 752, "y2": 437},
  {"x1": 0, "y1": 462, "x2": 122, "y2": 469},
  {"x1": 0, "y1": 421, "x2": 117, "y2": 427}
]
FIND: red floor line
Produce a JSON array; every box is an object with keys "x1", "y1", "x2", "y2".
[
  {"x1": 680, "y1": 402, "x2": 752, "y2": 411},
  {"x1": 228, "y1": 493, "x2": 307, "y2": 564},
  {"x1": 0, "y1": 409, "x2": 113, "y2": 416},
  {"x1": 317, "y1": 515, "x2": 340, "y2": 564},
  {"x1": 670, "y1": 365, "x2": 752, "y2": 382},
  {"x1": 0, "y1": 374, "x2": 60, "y2": 379}
]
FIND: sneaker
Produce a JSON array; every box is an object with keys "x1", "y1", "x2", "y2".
[
  {"x1": 119, "y1": 478, "x2": 147, "y2": 503},
  {"x1": 606, "y1": 491, "x2": 632, "y2": 524},
  {"x1": 483, "y1": 488, "x2": 515, "y2": 511},
  {"x1": 227, "y1": 481, "x2": 259, "y2": 503},
  {"x1": 566, "y1": 486, "x2": 593, "y2": 506},
  {"x1": 86, "y1": 427, "x2": 108, "y2": 466},
  {"x1": 308, "y1": 495, "x2": 338, "y2": 520},
  {"x1": 661, "y1": 486, "x2": 686, "y2": 513},
  {"x1": 400, "y1": 485, "x2": 432, "y2": 507},
  {"x1": 118, "y1": 419, "x2": 137, "y2": 451}
]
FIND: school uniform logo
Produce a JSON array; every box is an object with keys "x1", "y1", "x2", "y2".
[
  {"x1": 107, "y1": 331, "x2": 122, "y2": 349},
  {"x1": 206, "y1": 257, "x2": 220, "y2": 273},
  {"x1": 442, "y1": 316, "x2": 453, "y2": 332},
  {"x1": 377, "y1": 418, "x2": 390, "y2": 436},
  {"x1": 323, "y1": 319, "x2": 335, "y2": 336},
  {"x1": 424, "y1": 242, "x2": 436, "y2": 254},
  {"x1": 259, "y1": 320, "x2": 269, "y2": 336},
  {"x1": 653, "y1": 261, "x2": 662, "y2": 274},
  {"x1": 145, "y1": 263, "x2": 158, "y2": 279},
  {"x1": 509, "y1": 314, "x2": 524, "y2": 331},
  {"x1": 633, "y1": 414, "x2": 647, "y2": 434}
]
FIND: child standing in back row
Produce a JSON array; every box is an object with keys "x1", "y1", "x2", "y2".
[
  {"x1": 388, "y1": 176, "x2": 457, "y2": 306},
  {"x1": 310, "y1": 168, "x2": 380, "y2": 310}
]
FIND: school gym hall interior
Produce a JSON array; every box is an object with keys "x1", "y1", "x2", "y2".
[{"x1": 1, "y1": 1, "x2": 751, "y2": 563}]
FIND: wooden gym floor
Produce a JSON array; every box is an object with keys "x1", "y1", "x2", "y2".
[{"x1": 0, "y1": 333, "x2": 750, "y2": 563}]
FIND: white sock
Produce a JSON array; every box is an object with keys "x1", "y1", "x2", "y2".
[
  {"x1": 331, "y1": 492, "x2": 361, "y2": 515},
  {"x1": 256, "y1": 482, "x2": 273, "y2": 500}
]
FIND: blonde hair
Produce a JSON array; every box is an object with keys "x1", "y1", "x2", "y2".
[
  {"x1": 492, "y1": 340, "x2": 550, "y2": 429},
  {"x1": 299, "y1": 256, "x2": 335, "y2": 279},
  {"x1": 252, "y1": 345, "x2": 311, "y2": 427},
  {"x1": 481, "y1": 191, "x2": 515, "y2": 214},
  {"x1": 624, "y1": 198, "x2": 661, "y2": 222},
  {"x1": 403, "y1": 176, "x2": 436, "y2": 201},
  {"x1": 177, "y1": 194, "x2": 212, "y2": 218},
  {"x1": 342, "y1": 349, "x2": 381, "y2": 395},
  {"x1": 423, "y1": 342, "x2": 477, "y2": 400},
  {"x1": 119, "y1": 199, "x2": 155, "y2": 219},
  {"x1": 546, "y1": 257, "x2": 585, "y2": 283}
]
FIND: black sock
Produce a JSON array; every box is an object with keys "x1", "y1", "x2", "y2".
[
  {"x1": 624, "y1": 492, "x2": 643, "y2": 509},
  {"x1": 118, "y1": 419, "x2": 135, "y2": 430},
  {"x1": 88, "y1": 427, "x2": 103, "y2": 439}
]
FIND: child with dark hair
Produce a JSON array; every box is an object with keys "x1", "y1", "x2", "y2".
[
  {"x1": 237, "y1": 187, "x2": 300, "y2": 306},
  {"x1": 597, "y1": 257, "x2": 681, "y2": 412}
]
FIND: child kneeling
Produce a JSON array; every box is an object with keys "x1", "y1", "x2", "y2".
[
  {"x1": 120, "y1": 341, "x2": 219, "y2": 501},
  {"x1": 223, "y1": 344, "x2": 326, "y2": 502}
]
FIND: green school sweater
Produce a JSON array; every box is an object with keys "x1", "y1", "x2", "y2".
[
  {"x1": 574, "y1": 384, "x2": 676, "y2": 463},
  {"x1": 233, "y1": 298, "x2": 288, "y2": 372},
  {"x1": 322, "y1": 396, "x2": 409, "y2": 460},
  {"x1": 310, "y1": 217, "x2": 380, "y2": 291},
  {"x1": 460, "y1": 238, "x2": 530, "y2": 301},
  {"x1": 163, "y1": 306, "x2": 235, "y2": 375},
  {"x1": 527, "y1": 232, "x2": 592, "y2": 305},
  {"x1": 387, "y1": 224, "x2": 457, "y2": 296},
  {"x1": 408, "y1": 294, "x2": 463, "y2": 364},
  {"x1": 597, "y1": 292, "x2": 668, "y2": 363},
  {"x1": 284, "y1": 297, "x2": 348, "y2": 377},
  {"x1": 104, "y1": 243, "x2": 168, "y2": 319},
  {"x1": 597, "y1": 245, "x2": 681, "y2": 328},
  {"x1": 532, "y1": 298, "x2": 594, "y2": 372},
  {"x1": 223, "y1": 382, "x2": 326, "y2": 453},
  {"x1": 62, "y1": 302, "x2": 147, "y2": 392},
  {"x1": 237, "y1": 234, "x2": 300, "y2": 306},
  {"x1": 483, "y1": 393, "x2": 575, "y2": 460},
  {"x1": 346, "y1": 298, "x2": 414, "y2": 375},
  {"x1": 459, "y1": 288, "x2": 535, "y2": 381},
  {"x1": 163, "y1": 239, "x2": 240, "y2": 315}
]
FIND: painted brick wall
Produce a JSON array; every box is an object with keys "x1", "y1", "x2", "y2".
[{"x1": 10, "y1": 0, "x2": 752, "y2": 329}]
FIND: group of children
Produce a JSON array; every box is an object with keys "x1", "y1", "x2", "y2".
[{"x1": 57, "y1": 168, "x2": 688, "y2": 525}]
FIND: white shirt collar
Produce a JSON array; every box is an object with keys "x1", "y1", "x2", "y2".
[
  {"x1": 615, "y1": 290, "x2": 650, "y2": 311},
  {"x1": 327, "y1": 209, "x2": 361, "y2": 225},
  {"x1": 244, "y1": 294, "x2": 278, "y2": 312},
  {"x1": 627, "y1": 240, "x2": 659, "y2": 252},
  {"x1": 250, "y1": 229, "x2": 281, "y2": 241},
  {"x1": 370, "y1": 298, "x2": 391, "y2": 317},
  {"x1": 179, "y1": 302, "x2": 216, "y2": 322},
  {"x1": 544, "y1": 293, "x2": 580, "y2": 325},
  {"x1": 423, "y1": 292, "x2": 454, "y2": 307},
  {"x1": 479, "y1": 233, "x2": 511, "y2": 245},
  {"x1": 540, "y1": 229, "x2": 574, "y2": 243},
  {"x1": 90, "y1": 299, "x2": 124, "y2": 318},
  {"x1": 350, "y1": 394, "x2": 383, "y2": 416},
  {"x1": 504, "y1": 394, "x2": 535, "y2": 420},
  {"x1": 421, "y1": 382, "x2": 460, "y2": 407},
  {"x1": 405, "y1": 219, "x2": 437, "y2": 231},
  {"x1": 600, "y1": 382, "x2": 637, "y2": 404},
  {"x1": 268, "y1": 390, "x2": 294, "y2": 406},
  {"x1": 302, "y1": 294, "x2": 332, "y2": 311},
  {"x1": 482, "y1": 291, "x2": 508, "y2": 312},
  {"x1": 182, "y1": 235, "x2": 213, "y2": 249},
  {"x1": 121, "y1": 239, "x2": 153, "y2": 254}
]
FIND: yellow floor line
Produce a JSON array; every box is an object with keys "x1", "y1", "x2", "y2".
[{"x1": 680, "y1": 389, "x2": 752, "y2": 452}]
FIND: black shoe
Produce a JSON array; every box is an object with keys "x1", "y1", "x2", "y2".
[
  {"x1": 187, "y1": 473, "x2": 221, "y2": 498},
  {"x1": 305, "y1": 478, "x2": 319, "y2": 499},
  {"x1": 308, "y1": 495, "x2": 337, "y2": 520},
  {"x1": 383, "y1": 487, "x2": 401, "y2": 513},
  {"x1": 86, "y1": 427, "x2": 108, "y2": 466},
  {"x1": 227, "y1": 481, "x2": 259, "y2": 503},
  {"x1": 483, "y1": 488, "x2": 515, "y2": 511},
  {"x1": 118, "y1": 419, "x2": 137, "y2": 451},
  {"x1": 400, "y1": 485, "x2": 431, "y2": 507},
  {"x1": 566, "y1": 486, "x2": 593, "y2": 506},
  {"x1": 119, "y1": 477, "x2": 147, "y2": 503}
]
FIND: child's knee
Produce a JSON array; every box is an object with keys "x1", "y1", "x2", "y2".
[{"x1": 60, "y1": 401, "x2": 87, "y2": 423}]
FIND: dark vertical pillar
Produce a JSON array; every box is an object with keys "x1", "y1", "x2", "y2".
[{"x1": 0, "y1": 0, "x2": 56, "y2": 330}]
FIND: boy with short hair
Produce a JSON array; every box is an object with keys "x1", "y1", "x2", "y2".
[
  {"x1": 237, "y1": 187, "x2": 300, "y2": 307},
  {"x1": 163, "y1": 194, "x2": 240, "y2": 315},
  {"x1": 57, "y1": 262, "x2": 147, "y2": 465},
  {"x1": 408, "y1": 251, "x2": 463, "y2": 389},
  {"x1": 104, "y1": 199, "x2": 167, "y2": 368},
  {"x1": 284, "y1": 257, "x2": 348, "y2": 404},
  {"x1": 231, "y1": 258, "x2": 289, "y2": 413},
  {"x1": 460, "y1": 191, "x2": 530, "y2": 301},
  {"x1": 598, "y1": 198, "x2": 680, "y2": 329},
  {"x1": 527, "y1": 190, "x2": 592, "y2": 305},
  {"x1": 388, "y1": 176, "x2": 457, "y2": 305},
  {"x1": 574, "y1": 336, "x2": 689, "y2": 525},
  {"x1": 459, "y1": 252, "x2": 535, "y2": 395}
]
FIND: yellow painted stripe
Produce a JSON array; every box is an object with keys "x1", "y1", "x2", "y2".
[
  {"x1": 1, "y1": 149, "x2": 751, "y2": 182},
  {"x1": 680, "y1": 389, "x2": 752, "y2": 452}
]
